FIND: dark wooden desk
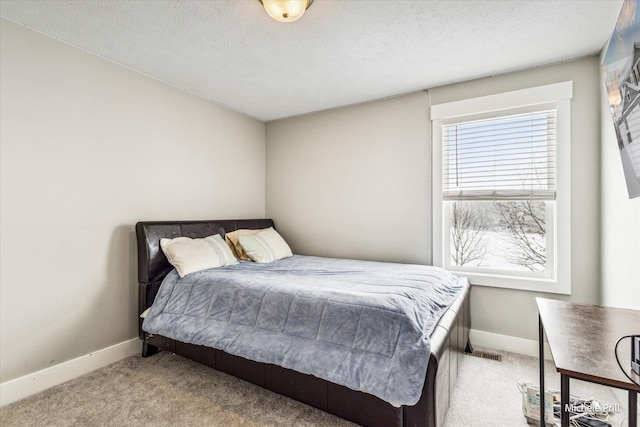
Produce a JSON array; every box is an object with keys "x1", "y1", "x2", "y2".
[{"x1": 537, "y1": 298, "x2": 640, "y2": 427}]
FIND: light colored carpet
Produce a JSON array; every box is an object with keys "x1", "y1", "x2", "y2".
[
  {"x1": 1, "y1": 347, "x2": 636, "y2": 426},
  {"x1": 0, "y1": 352, "x2": 355, "y2": 427},
  {"x1": 444, "y1": 348, "x2": 635, "y2": 427}
]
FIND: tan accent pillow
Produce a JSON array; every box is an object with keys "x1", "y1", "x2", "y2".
[
  {"x1": 160, "y1": 234, "x2": 237, "y2": 277},
  {"x1": 225, "y1": 229, "x2": 264, "y2": 261}
]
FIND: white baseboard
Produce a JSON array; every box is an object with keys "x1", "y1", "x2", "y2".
[
  {"x1": 0, "y1": 338, "x2": 140, "y2": 407},
  {"x1": 470, "y1": 329, "x2": 553, "y2": 360}
]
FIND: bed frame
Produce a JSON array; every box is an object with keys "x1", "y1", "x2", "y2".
[{"x1": 136, "y1": 219, "x2": 470, "y2": 427}]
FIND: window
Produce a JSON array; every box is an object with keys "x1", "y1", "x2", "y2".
[
  {"x1": 431, "y1": 82, "x2": 572, "y2": 294},
  {"x1": 443, "y1": 111, "x2": 555, "y2": 278}
]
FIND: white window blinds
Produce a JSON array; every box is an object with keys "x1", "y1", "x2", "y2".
[{"x1": 442, "y1": 110, "x2": 556, "y2": 201}]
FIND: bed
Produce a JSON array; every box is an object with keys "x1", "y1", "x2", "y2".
[{"x1": 136, "y1": 219, "x2": 471, "y2": 427}]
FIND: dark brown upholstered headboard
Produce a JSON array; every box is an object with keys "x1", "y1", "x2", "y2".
[{"x1": 135, "y1": 219, "x2": 275, "y2": 338}]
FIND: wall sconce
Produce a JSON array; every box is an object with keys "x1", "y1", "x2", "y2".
[{"x1": 259, "y1": 0, "x2": 314, "y2": 23}]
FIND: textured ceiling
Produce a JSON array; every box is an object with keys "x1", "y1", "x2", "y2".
[{"x1": 0, "y1": 0, "x2": 624, "y2": 121}]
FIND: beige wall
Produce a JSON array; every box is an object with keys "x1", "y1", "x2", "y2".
[
  {"x1": 599, "y1": 61, "x2": 640, "y2": 310},
  {"x1": 266, "y1": 92, "x2": 432, "y2": 264},
  {"x1": 267, "y1": 57, "x2": 603, "y2": 342},
  {"x1": 0, "y1": 20, "x2": 265, "y2": 382}
]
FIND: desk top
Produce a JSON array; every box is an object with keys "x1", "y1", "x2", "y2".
[{"x1": 537, "y1": 297, "x2": 640, "y2": 392}]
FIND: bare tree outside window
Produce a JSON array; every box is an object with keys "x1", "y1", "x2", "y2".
[
  {"x1": 492, "y1": 201, "x2": 546, "y2": 272},
  {"x1": 450, "y1": 201, "x2": 487, "y2": 266}
]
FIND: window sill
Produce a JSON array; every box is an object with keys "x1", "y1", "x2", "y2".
[{"x1": 451, "y1": 270, "x2": 571, "y2": 295}]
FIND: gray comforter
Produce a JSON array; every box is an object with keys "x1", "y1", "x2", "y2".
[{"x1": 142, "y1": 255, "x2": 467, "y2": 405}]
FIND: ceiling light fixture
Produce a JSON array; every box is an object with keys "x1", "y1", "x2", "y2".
[{"x1": 259, "y1": 0, "x2": 314, "y2": 23}]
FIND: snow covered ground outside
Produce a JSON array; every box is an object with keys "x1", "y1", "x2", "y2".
[{"x1": 451, "y1": 230, "x2": 545, "y2": 273}]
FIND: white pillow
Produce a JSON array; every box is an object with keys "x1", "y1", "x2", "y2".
[
  {"x1": 238, "y1": 227, "x2": 292, "y2": 263},
  {"x1": 160, "y1": 234, "x2": 237, "y2": 277}
]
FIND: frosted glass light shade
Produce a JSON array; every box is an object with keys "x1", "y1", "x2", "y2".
[{"x1": 260, "y1": 0, "x2": 313, "y2": 23}]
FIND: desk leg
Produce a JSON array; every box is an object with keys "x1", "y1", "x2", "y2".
[
  {"x1": 561, "y1": 374, "x2": 569, "y2": 427},
  {"x1": 539, "y1": 315, "x2": 545, "y2": 427},
  {"x1": 630, "y1": 390, "x2": 637, "y2": 427}
]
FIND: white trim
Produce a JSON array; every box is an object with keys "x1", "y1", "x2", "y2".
[
  {"x1": 431, "y1": 81, "x2": 573, "y2": 120},
  {"x1": 470, "y1": 329, "x2": 552, "y2": 361},
  {"x1": 431, "y1": 82, "x2": 572, "y2": 295},
  {"x1": 0, "y1": 338, "x2": 140, "y2": 407}
]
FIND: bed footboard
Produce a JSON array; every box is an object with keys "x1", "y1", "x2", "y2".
[{"x1": 407, "y1": 283, "x2": 470, "y2": 427}]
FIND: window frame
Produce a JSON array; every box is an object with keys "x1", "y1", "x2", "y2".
[{"x1": 431, "y1": 82, "x2": 572, "y2": 294}]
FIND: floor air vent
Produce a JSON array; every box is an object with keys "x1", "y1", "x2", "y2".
[{"x1": 468, "y1": 350, "x2": 502, "y2": 362}]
